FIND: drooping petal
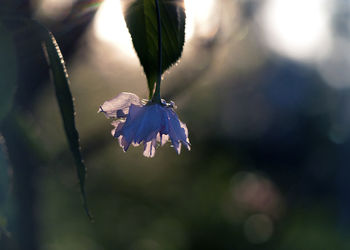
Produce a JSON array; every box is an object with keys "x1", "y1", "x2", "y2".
[
  {"x1": 157, "y1": 133, "x2": 169, "y2": 146},
  {"x1": 133, "y1": 106, "x2": 158, "y2": 143},
  {"x1": 122, "y1": 104, "x2": 162, "y2": 145},
  {"x1": 115, "y1": 104, "x2": 144, "y2": 149},
  {"x1": 179, "y1": 121, "x2": 191, "y2": 150},
  {"x1": 143, "y1": 138, "x2": 157, "y2": 158},
  {"x1": 111, "y1": 120, "x2": 124, "y2": 137},
  {"x1": 118, "y1": 136, "x2": 130, "y2": 151},
  {"x1": 166, "y1": 108, "x2": 191, "y2": 151},
  {"x1": 171, "y1": 139, "x2": 182, "y2": 154},
  {"x1": 98, "y1": 92, "x2": 142, "y2": 118},
  {"x1": 101, "y1": 95, "x2": 191, "y2": 157},
  {"x1": 159, "y1": 106, "x2": 170, "y2": 135}
]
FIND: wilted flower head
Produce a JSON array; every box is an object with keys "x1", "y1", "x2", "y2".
[{"x1": 99, "y1": 92, "x2": 190, "y2": 157}]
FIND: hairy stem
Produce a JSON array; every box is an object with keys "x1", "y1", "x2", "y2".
[{"x1": 152, "y1": 0, "x2": 162, "y2": 103}]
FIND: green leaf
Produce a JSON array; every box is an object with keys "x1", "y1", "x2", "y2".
[
  {"x1": 41, "y1": 30, "x2": 92, "y2": 220},
  {"x1": 0, "y1": 23, "x2": 17, "y2": 123},
  {"x1": 124, "y1": 0, "x2": 185, "y2": 97}
]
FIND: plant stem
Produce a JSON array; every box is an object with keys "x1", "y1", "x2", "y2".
[{"x1": 152, "y1": 0, "x2": 162, "y2": 103}]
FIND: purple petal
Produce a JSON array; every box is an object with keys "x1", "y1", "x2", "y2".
[
  {"x1": 165, "y1": 108, "x2": 190, "y2": 152},
  {"x1": 117, "y1": 104, "x2": 161, "y2": 145},
  {"x1": 104, "y1": 96, "x2": 190, "y2": 157},
  {"x1": 116, "y1": 104, "x2": 145, "y2": 148}
]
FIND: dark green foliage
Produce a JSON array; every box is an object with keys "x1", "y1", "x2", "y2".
[
  {"x1": 0, "y1": 23, "x2": 17, "y2": 124},
  {"x1": 41, "y1": 30, "x2": 92, "y2": 220},
  {"x1": 124, "y1": 0, "x2": 185, "y2": 97}
]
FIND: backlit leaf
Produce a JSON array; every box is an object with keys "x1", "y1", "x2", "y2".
[{"x1": 124, "y1": 0, "x2": 185, "y2": 97}]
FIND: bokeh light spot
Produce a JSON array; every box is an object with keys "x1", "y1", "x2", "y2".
[
  {"x1": 35, "y1": 0, "x2": 75, "y2": 20},
  {"x1": 259, "y1": 0, "x2": 332, "y2": 61},
  {"x1": 184, "y1": 0, "x2": 216, "y2": 40},
  {"x1": 244, "y1": 214, "x2": 274, "y2": 244},
  {"x1": 94, "y1": 0, "x2": 135, "y2": 57}
]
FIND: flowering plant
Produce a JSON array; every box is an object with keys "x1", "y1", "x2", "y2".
[
  {"x1": 99, "y1": 0, "x2": 189, "y2": 157},
  {"x1": 99, "y1": 92, "x2": 190, "y2": 157}
]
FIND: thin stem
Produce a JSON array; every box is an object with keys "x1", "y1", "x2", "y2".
[{"x1": 152, "y1": 0, "x2": 162, "y2": 103}]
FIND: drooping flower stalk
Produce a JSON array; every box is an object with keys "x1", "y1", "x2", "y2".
[{"x1": 152, "y1": 0, "x2": 162, "y2": 103}]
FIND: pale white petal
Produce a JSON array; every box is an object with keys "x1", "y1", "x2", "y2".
[
  {"x1": 111, "y1": 120, "x2": 124, "y2": 137},
  {"x1": 179, "y1": 121, "x2": 191, "y2": 150},
  {"x1": 118, "y1": 136, "x2": 130, "y2": 151},
  {"x1": 143, "y1": 138, "x2": 157, "y2": 158},
  {"x1": 171, "y1": 140, "x2": 182, "y2": 154},
  {"x1": 158, "y1": 134, "x2": 169, "y2": 146},
  {"x1": 99, "y1": 92, "x2": 142, "y2": 118}
]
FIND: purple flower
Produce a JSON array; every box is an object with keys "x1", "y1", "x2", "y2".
[{"x1": 99, "y1": 92, "x2": 190, "y2": 157}]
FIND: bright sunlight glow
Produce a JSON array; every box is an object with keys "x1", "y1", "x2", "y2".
[
  {"x1": 94, "y1": 0, "x2": 215, "y2": 56},
  {"x1": 260, "y1": 0, "x2": 332, "y2": 61},
  {"x1": 94, "y1": 0, "x2": 135, "y2": 57},
  {"x1": 35, "y1": 0, "x2": 74, "y2": 20},
  {"x1": 185, "y1": 0, "x2": 215, "y2": 39}
]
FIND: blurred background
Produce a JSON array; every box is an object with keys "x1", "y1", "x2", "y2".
[{"x1": 1, "y1": 0, "x2": 350, "y2": 249}]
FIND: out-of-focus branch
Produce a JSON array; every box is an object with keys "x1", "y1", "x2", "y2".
[{"x1": 0, "y1": 113, "x2": 43, "y2": 250}]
